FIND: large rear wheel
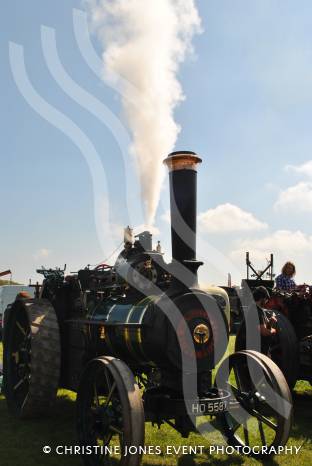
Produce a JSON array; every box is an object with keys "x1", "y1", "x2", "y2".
[
  {"x1": 235, "y1": 312, "x2": 299, "y2": 389},
  {"x1": 3, "y1": 298, "x2": 61, "y2": 418},
  {"x1": 266, "y1": 312, "x2": 299, "y2": 389}
]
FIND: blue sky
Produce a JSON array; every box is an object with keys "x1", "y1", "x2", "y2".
[{"x1": 1, "y1": 1, "x2": 312, "y2": 286}]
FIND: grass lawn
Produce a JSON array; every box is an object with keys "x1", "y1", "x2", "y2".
[{"x1": 0, "y1": 339, "x2": 311, "y2": 466}]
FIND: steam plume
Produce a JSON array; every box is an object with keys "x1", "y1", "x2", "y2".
[{"x1": 85, "y1": 0, "x2": 201, "y2": 225}]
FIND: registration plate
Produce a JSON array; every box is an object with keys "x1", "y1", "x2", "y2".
[{"x1": 190, "y1": 399, "x2": 228, "y2": 415}]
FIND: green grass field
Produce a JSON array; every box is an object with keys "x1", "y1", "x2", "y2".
[{"x1": 0, "y1": 339, "x2": 311, "y2": 466}]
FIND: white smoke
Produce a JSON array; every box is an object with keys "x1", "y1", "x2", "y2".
[{"x1": 84, "y1": 0, "x2": 202, "y2": 225}]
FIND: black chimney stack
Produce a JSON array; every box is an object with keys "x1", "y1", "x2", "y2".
[{"x1": 163, "y1": 151, "x2": 202, "y2": 287}]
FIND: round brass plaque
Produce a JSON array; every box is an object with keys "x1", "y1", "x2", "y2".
[{"x1": 193, "y1": 323, "x2": 210, "y2": 345}]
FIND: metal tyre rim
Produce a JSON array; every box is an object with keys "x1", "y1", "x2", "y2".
[
  {"x1": 234, "y1": 313, "x2": 299, "y2": 390},
  {"x1": 77, "y1": 356, "x2": 144, "y2": 466},
  {"x1": 266, "y1": 311, "x2": 299, "y2": 389},
  {"x1": 3, "y1": 299, "x2": 61, "y2": 418},
  {"x1": 215, "y1": 350, "x2": 293, "y2": 458}
]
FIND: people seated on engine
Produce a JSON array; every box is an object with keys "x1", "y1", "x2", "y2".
[
  {"x1": 252, "y1": 286, "x2": 277, "y2": 338},
  {"x1": 237, "y1": 286, "x2": 277, "y2": 354},
  {"x1": 275, "y1": 261, "x2": 296, "y2": 291}
]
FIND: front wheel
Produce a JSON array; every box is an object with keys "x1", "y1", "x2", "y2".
[
  {"x1": 215, "y1": 350, "x2": 293, "y2": 458},
  {"x1": 76, "y1": 356, "x2": 145, "y2": 466}
]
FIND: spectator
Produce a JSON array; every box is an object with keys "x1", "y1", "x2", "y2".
[{"x1": 275, "y1": 262, "x2": 296, "y2": 291}]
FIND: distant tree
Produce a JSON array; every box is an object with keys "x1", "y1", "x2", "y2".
[{"x1": 0, "y1": 279, "x2": 20, "y2": 286}]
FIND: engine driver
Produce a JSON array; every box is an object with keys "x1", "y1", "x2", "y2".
[
  {"x1": 252, "y1": 286, "x2": 277, "y2": 339},
  {"x1": 237, "y1": 286, "x2": 277, "y2": 354}
]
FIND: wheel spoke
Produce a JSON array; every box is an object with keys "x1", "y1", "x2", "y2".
[
  {"x1": 109, "y1": 425, "x2": 123, "y2": 435},
  {"x1": 243, "y1": 421, "x2": 250, "y2": 446},
  {"x1": 227, "y1": 413, "x2": 241, "y2": 433},
  {"x1": 16, "y1": 321, "x2": 27, "y2": 336},
  {"x1": 233, "y1": 364, "x2": 251, "y2": 445},
  {"x1": 233, "y1": 365, "x2": 242, "y2": 391},
  {"x1": 104, "y1": 368, "x2": 112, "y2": 393},
  {"x1": 250, "y1": 409, "x2": 277, "y2": 431},
  {"x1": 226, "y1": 382, "x2": 240, "y2": 397},
  {"x1": 258, "y1": 419, "x2": 266, "y2": 445},
  {"x1": 13, "y1": 377, "x2": 27, "y2": 391},
  {"x1": 94, "y1": 384, "x2": 100, "y2": 407},
  {"x1": 103, "y1": 432, "x2": 113, "y2": 446},
  {"x1": 104, "y1": 381, "x2": 117, "y2": 408},
  {"x1": 98, "y1": 433, "x2": 114, "y2": 466}
]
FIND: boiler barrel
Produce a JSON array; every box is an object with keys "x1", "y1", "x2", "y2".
[
  {"x1": 87, "y1": 291, "x2": 228, "y2": 372},
  {"x1": 88, "y1": 296, "x2": 159, "y2": 365}
]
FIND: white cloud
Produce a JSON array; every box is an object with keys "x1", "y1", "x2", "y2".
[
  {"x1": 33, "y1": 248, "x2": 51, "y2": 260},
  {"x1": 274, "y1": 181, "x2": 312, "y2": 212},
  {"x1": 198, "y1": 203, "x2": 268, "y2": 233},
  {"x1": 286, "y1": 160, "x2": 312, "y2": 178},
  {"x1": 232, "y1": 230, "x2": 312, "y2": 256},
  {"x1": 231, "y1": 230, "x2": 312, "y2": 282}
]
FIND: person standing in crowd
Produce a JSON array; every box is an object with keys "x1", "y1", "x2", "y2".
[{"x1": 275, "y1": 261, "x2": 296, "y2": 291}]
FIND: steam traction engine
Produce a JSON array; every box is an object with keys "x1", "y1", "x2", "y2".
[
  {"x1": 3, "y1": 152, "x2": 293, "y2": 465},
  {"x1": 266, "y1": 287, "x2": 312, "y2": 389},
  {"x1": 234, "y1": 256, "x2": 312, "y2": 389}
]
